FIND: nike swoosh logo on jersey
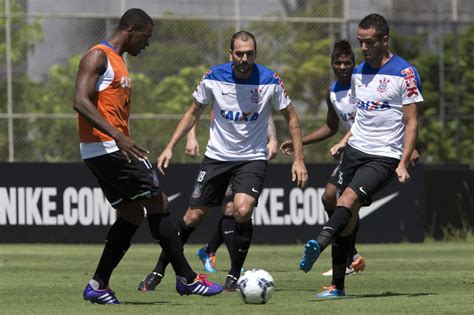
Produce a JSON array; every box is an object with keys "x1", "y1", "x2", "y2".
[
  {"x1": 251, "y1": 188, "x2": 259, "y2": 193},
  {"x1": 238, "y1": 248, "x2": 248, "y2": 253},
  {"x1": 224, "y1": 230, "x2": 234, "y2": 235}
]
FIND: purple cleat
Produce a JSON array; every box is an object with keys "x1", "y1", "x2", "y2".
[
  {"x1": 176, "y1": 274, "x2": 223, "y2": 296},
  {"x1": 83, "y1": 283, "x2": 120, "y2": 304}
]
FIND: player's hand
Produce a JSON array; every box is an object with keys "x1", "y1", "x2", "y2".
[
  {"x1": 279, "y1": 140, "x2": 294, "y2": 156},
  {"x1": 410, "y1": 149, "x2": 420, "y2": 167},
  {"x1": 185, "y1": 138, "x2": 200, "y2": 158},
  {"x1": 114, "y1": 133, "x2": 149, "y2": 163},
  {"x1": 292, "y1": 159, "x2": 308, "y2": 188},
  {"x1": 267, "y1": 140, "x2": 278, "y2": 160},
  {"x1": 330, "y1": 142, "x2": 346, "y2": 160},
  {"x1": 396, "y1": 163, "x2": 410, "y2": 183},
  {"x1": 157, "y1": 148, "x2": 173, "y2": 175}
]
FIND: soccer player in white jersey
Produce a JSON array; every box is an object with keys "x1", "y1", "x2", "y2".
[
  {"x1": 154, "y1": 31, "x2": 308, "y2": 291},
  {"x1": 137, "y1": 115, "x2": 277, "y2": 291},
  {"x1": 280, "y1": 40, "x2": 366, "y2": 278},
  {"x1": 299, "y1": 13, "x2": 423, "y2": 298}
]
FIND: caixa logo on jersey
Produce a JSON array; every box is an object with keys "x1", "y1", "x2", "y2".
[
  {"x1": 220, "y1": 110, "x2": 259, "y2": 122},
  {"x1": 357, "y1": 100, "x2": 391, "y2": 110}
]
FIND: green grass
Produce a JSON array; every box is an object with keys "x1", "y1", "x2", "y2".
[{"x1": 1, "y1": 242, "x2": 473, "y2": 314}]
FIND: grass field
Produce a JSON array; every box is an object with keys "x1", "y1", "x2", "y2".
[{"x1": 1, "y1": 242, "x2": 473, "y2": 314}]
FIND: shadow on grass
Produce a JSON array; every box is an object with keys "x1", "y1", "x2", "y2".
[
  {"x1": 308, "y1": 291, "x2": 435, "y2": 302},
  {"x1": 121, "y1": 301, "x2": 173, "y2": 305}
]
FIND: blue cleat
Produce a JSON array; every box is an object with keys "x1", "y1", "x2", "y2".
[
  {"x1": 83, "y1": 283, "x2": 120, "y2": 304},
  {"x1": 176, "y1": 274, "x2": 223, "y2": 296},
  {"x1": 299, "y1": 240, "x2": 321, "y2": 273},
  {"x1": 314, "y1": 285, "x2": 346, "y2": 298},
  {"x1": 196, "y1": 247, "x2": 216, "y2": 273}
]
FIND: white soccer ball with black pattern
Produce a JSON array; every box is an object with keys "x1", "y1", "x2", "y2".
[{"x1": 236, "y1": 269, "x2": 275, "y2": 304}]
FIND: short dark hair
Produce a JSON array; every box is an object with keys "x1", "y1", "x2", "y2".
[
  {"x1": 331, "y1": 40, "x2": 355, "y2": 63},
  {"x1": 118, "y1": 8, "x2": 153, "y2": 31},
  {"x1": 230, "y1": 31, "x2": 257, "y2": 53},
  {"x1": 359, "y1": 13, "x2": 389, "y2": 38}
]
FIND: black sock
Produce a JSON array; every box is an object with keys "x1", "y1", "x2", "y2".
[
  {"x1": 206, "y1": 215, "x2": 225, "y2": 253},
  {"x1": 229, "y1": 220, "x2": 253, "y2": 277},
  {"x1": 93, "y1": 217, "x2": 138, "y2": 289},
  {"x1": 316, "y1": 206, "x2": 351, "y2": 252},
  {"x1": 221, "y1": 215, "x2": 235, "y2": 259},
  {"x1": 347, "y1": 216, "x2": 360, "y2": 266},
  {"x1": 152, "y1": 218, "x2": 195, "y2": 276},
  {"x1": 147, "y1": 213, "x2": 196, "y2": 283},
  {"x1": 331, "y1": 235, "x2": 352, "y2": 290}
]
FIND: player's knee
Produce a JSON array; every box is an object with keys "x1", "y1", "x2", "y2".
[
  {"x1": 321, "y1": 191, "x2": 336, "y2": 211},
  {"x1": 118, "y1": 206, "x2": 145, "y2": 225},
  {"x1": 233, "y1": 205, "x2": 253, "y2": 223},
  {"x1": 337, "y1": 189, "x2": 358, "y2": 209},
  {"x1": 223, "y1": 201, "x2": 235, "y2": 216},
  {"x1": 142, "y1": 193, "x2": 166, "y2": 214},
  {"x1": 183, "y1": 208, "x2": 205, "y2": 227}
]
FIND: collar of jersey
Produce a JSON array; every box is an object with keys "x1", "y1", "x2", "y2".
[{"x1": 100, "y1": 40, "x2": 121, "y2": 56}]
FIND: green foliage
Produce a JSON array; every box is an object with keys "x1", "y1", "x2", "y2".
[
  {"x1": 391, "y1": 24, "x2": 474, "y2": 164},
  {"x1": 0, "y1": 0, "x2": 43, "y2": 64}
]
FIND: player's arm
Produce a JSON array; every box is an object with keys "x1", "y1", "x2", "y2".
[
  {"x1": 73, "y1": 49, "x2": 148, "y2": 162},
  {"x1": 280, "y1": 91, "x2": 339, "y2": 155},
  {"x1": 280, "y1": 105, "x2": 308, "y2": 188},
  {"x1": 266, "y1": 112, "x2": 278, "y2": 160},
  {"x1": 185, "y1": 119, "x2": 200, "y2": 158},
  {"x1": 396, "y1": 103, "x2": 418, "y2": 183},
  {"x1": 157, "y1": 101, "x2": 204, "y2": 174},
  {"x1": 330, "y1": 129, "x2": 352, "y2": 160}
]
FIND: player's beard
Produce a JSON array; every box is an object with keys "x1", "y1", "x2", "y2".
[{"x1": 236, "y1": 63, "x2": 251, "y2": 76}]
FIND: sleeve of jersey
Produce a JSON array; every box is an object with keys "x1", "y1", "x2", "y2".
[
  {"x1": 271, "y1": 77, "x2": 292, "y2": 110},
  {"x1": 400, "y1": 66, "x2": 424, "y2": 105},
  {"x1": 192, "y1": 74, "x2": 213, "y2": 106}
]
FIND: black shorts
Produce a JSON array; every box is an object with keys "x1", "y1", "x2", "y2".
[
  {"x1": 189, "y1": 157, "x2": 267, "y2": 207},
  {"x1": 222, "y1": 182, "x2": 235, "y2": 205},
  {"x1": 83, "y1": 151, "x2": 162, "y2": 209},
  {"x1": 337, "y1": 145, "x2": 399, "y2": 206},
  {"x1": 327, "y1": 162, "x2": 342, "y2": 186}
]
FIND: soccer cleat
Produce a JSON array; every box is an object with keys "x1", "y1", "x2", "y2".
[
  {"x1": 83, "y1": 283, "x2": 120, "y2": 304},
  {"x1": 352, "y1": 256, "x2": 366, "y2": 272},
  {"x1": 299, "y1": 240, "x2": 321, "y2": 273},
  {"x1": 138, "y1": 272, "x2": 163, "y2": 291},
  {"x1": 322, "y1": 266, "x2": 355, "y2": 276},
  {"x1": 223, "y1": 274, "x2": 239, "y2": 292},
  {"x1": 196, "y1": 247, "x2": 216, "y2": 273},
  {"x1": 175, "y1": 274, "x2": 223, "y2": 296},
  {"x1": 314, "y1": 286, "x2": 346, "y2": 298}
]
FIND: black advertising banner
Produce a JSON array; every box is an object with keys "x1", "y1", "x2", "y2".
[{"x1": 0, "y1": 163, "x2": 425, "y2": 244}]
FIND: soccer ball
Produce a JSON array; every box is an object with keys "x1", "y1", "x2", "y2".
[{"x1": 236, "y1": 269, "x2": 275, "y2": 304}]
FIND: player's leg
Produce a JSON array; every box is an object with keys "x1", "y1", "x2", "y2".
[
  {"x1": 225, "y1": 160, "x2": 266, "y2": 291},
  {"x1": 299, "y1": 147, "x2": 362, "y2": 273},
  {"x1": 196, "y1": 187, "x2": 235, "y2": 273},
  {"x1": 82, "y1": 153, "x2": 153, "y2": 303},
  {"x1": 138, "y1": 206, "x2": 198, "y2": 291},
  {"x1": 349, "y1": 216, "x2": 366, "y2": 272},
  {"x1": 145, "y1": 196, "x2": 223, "y2": 296},
  {"x1": 220, "y1": 200, "x2": 236, "y2": 264}
]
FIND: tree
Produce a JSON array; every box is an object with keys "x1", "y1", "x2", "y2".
[{"x1": 0, "y1": 0, "x2": 43, "y2": 160}]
